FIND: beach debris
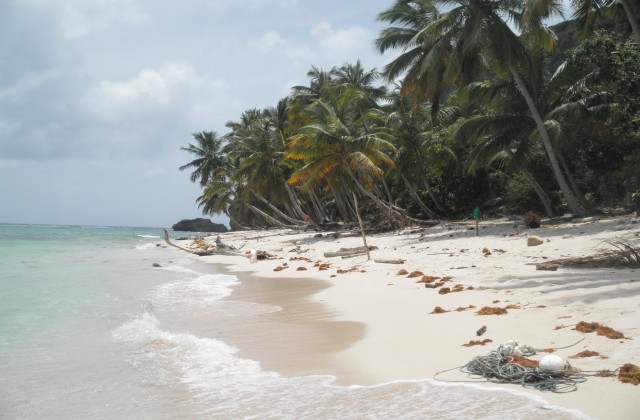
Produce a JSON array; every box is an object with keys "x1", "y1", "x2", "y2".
[
  {"x1": 315, "y1": 262, "x2": 331, "y2": 271},
  {"x1": 462, "y1": 339, "x2": 493, "y2": 347},
  {"x1": 523, "y1": 211, "x2": 541, "y2": 229},
  {"x1": 455, "y1": 305, "x2": 476, "y2": 312},
  {"x1": 324, "y1": 245, "x2": 377, "y2": 258},
  {"x1": 430, "y1": 306, "x2": 449, "y2": 314},
  {"x1": 619, "y1": 364, "x2": 640, "y2": 385},
  {"x1": 539, "y1": 355, "x2": 567, "y2": 372},
  {"x1": 396, "y1": 269, "x2": 409, "y2": 275},
  {"x1": 527, "y1": 236, "x2": 544, "y2": 246},
  {"x1": 569, "y1": 350, "x2": 604, "y2": 359},
  {"x1": 482, "y1": 247, "x2": 490, "y2": 255},
  {"x1": 536, "y1": 263, "x2": 559, "y2": 271},
  {"x1": 250, "y1": 249, "x2": 258, "y2": 263},
  {"x1": 336, "y1": 266, "x2": 362, "y2": 274},
  {"x1": 438, "y1": 287, "x2": 451, "y2": 294},
  {"x1": 407, "y1": 270, "x2": 424, "y2": 278},
  {"x1": 374, "y1": 258, "x2": 405, "y2": 264},
  {"x1": 476, "y1": 306, "x2": 508, "y2": 315},
  {"x1": 296, "y1": 266, "x2": 307, "y2": 271},
  {"x1": 476, "y1": 326, "x2": 487, "y2": 336},
  {"x1": 575, "y1": 321, "x2": 627, "y2": 339},
  {"x1": 273, "y1": 264, "x2": 289, "y2": 272},
  {"x1": 152, "y1": 262, "x2": 161, "y2": 267},
  {"x1": 543, "y1": 239, "x2": 640, "y2": 268},
  {"x1": 290, "y1": 256, "x2": 312, "y2": 262},
  {"x1": 424, "y1": 283, "x2": 437, "y2": 289}
]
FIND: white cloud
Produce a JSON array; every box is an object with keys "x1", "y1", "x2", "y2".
[
  {"x1": 248, "y1": 31, "x2": 286, "y2": 55},
  {"x1": 16, "y1": 0, "x2": 149, "y2": 39},
  {"x1": 82, "y1": 61, "x2": 233, "y2": 125},
  {"x1": 310, "y1": 22, "x2": 373, "y2": 64}
]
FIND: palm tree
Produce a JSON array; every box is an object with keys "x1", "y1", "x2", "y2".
[
  {"x1": 393, "y1": 0, "x2": 594, "y2": 216},
  {"x1": 570, "y1": 0, "x2": 640, "y2": 42},
  {"x1": 179, "y1": 131, "x2": 228, "y2": 187},
  {"x1": 375, "y1": 0, "x2": 453, "y2": 117},
  {"x1": 384, "y1": 86, "x2": 452, "y2": 217},
  {"x1": 287, "y1": 87, "x2": 411, "y2": 227}
]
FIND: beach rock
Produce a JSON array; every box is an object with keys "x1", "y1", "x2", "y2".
[
  {"x1": 152, "y1": 262, "x2": 161, "y2": 267},
  {"x1": 527, "y1": 236, "x2": 544, "y2": 246},
  {"x1": 172, "y1": 218, "x2": 228, "y2": 233}
]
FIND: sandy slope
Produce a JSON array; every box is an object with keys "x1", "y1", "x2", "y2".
[{"x1": 179, "y1": 215, "x2": 640, "y2": 419}]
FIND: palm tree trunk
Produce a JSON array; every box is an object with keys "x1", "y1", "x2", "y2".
[
  {"x1": 415, "y1": 152, "x2": 448, "y2": 215},
  {"x1": 251, "y1": 190, "x2": 305, "y2": 225},
  {"x1": 308, "y1": 189, "x2": 328, "y2": 222},
  {"x1": 520, "y1": 168, "x2": 557, "y2": 218},
  {"x1": 402, "y1": 175, "x2": 438, "y2": 219},
  {"x1": 284, "y1": 182, "x2": 307, "y2": 219},
  {"x1": 509, "y1": 64, "x2": 593, "y2": 216},
  {"x1": 246, "y1": 203, "x2": 298, "y2": 228},
  {"x1": 620, "y1": 0, "x2": 640, "y2": 43},
  {"x1": 381, "y1": 176, "x2": 395, "y2": 204},
  {"x1": 330, "y1": 184, "x2": 352, "y2": 222}
]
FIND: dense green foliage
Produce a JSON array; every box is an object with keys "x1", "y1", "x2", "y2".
[{"x1": 180, "y1": 1, "x2": 640, "y2": 229}]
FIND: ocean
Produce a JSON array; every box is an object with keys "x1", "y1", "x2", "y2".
[{"x1": 0, "y1": 224, "x2": 587, "y2": 419}]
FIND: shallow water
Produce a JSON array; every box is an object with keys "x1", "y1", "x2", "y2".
[{"x1": 0, "y1": 224, "x2": 587, "y2": 419}]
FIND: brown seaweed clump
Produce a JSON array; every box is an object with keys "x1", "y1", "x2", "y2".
[
  {"x1": 569, "y1": 350, "x2": 603, "y2": 359},
  {"x1": 407, "y1": 270, "x2": 425, "y2": 278},
  {"x1": 455, "y1": 305, "x2": 476, "y2": 312},
  {"x1": 430, "y1": 306, "x2": 449, "y2": 314},
  {"x1": 619, "y1": 364, "x2": 640, "y2": 385},
  {"x1": 510, "y1": 355, "x2": 539, "y2": 368},
  {"x1": 439, "y1": 287, "x2": 451, "y2": 295},
  {"x1": 397, "y1": 269, "x2": 409, "y2": 275},
  {"x1": 575, "y1": 321, "x2": 627, "y2": 339},
  {"x1": 476, "y1": 306, "x2": 508, "y2": 315},
  {"x1": 462, "y1": 339, "x2": 493, "y2": 347}
]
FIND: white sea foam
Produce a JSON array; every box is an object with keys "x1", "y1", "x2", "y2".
[
  {"x1": 134, "y1": 242, "x2": 157, "y2": 250},
  {"x1": 150, "y1": 273, "x2": 239, "y2": 310},
  {"x1": 137, "y1": 234, "x2": 160, "y2": 238}
]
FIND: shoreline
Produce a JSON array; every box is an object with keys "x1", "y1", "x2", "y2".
[{"x1": 184, "y1": 215, "x2": 640, "y2": 419}]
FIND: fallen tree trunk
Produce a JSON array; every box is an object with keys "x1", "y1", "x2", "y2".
[{"x1": 324, "y1": 245, "x2": 377, "y2": 258}]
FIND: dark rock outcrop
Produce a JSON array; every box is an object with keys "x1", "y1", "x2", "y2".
[{"x1": 172, "y1": 218, "x2": 228, "y2": 233}]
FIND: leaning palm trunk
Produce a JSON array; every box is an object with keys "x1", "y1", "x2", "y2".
[
  {"x1": 330, "y1": 184, "x2": 353, "y2": 222},
  {"x1": 520, "y1": 168, "x2": 557, "y2": 217},
  {"x1": 246, "y1": 203, "x2": 299, "y2": 229},
  {"x1": 402, "y1": 175, "x2": 438, "y2": 219},
  {"x1": 345, "y1": 165, "x2": 409, "y2": 227},
  {"x1": 308, "y1": 189, "x2": 328, "y2": 222},
  {"x1": 415, "y1": 152, "x2": 448, "y2": 215},
  {"x1": 251, "y1": 190, "x2": 306, "y2": 225},
  {"x1": 620, "y1": 0, "x2": 640, "y2": 43},
  {"x1": 509, "y1": 65, "x2": 593, "y2": 216},
  {"x1": 284, "y1": 182, "x2": 307, "y2": 219}
]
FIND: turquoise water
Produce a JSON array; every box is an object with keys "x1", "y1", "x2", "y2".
[{"x1": 0, "y1": 224, "x2": 587, "y2": 419}]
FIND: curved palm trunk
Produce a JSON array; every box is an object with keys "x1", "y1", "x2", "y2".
[
  {"x1": 402, "y1": 175, "x2": 438, "y2": 219},
  {"x1": 330, "y1": 184, "x2": 353, "y2": 222},
  {"x1": 284, "y1": 182, "x2": 308, "y2": 219},
  {"x1": 415, "y1": 152, "x2": 448, "y2": 215},
  {"x1": 246, "y1": 203, "x2": 299, "y2": 229},
  {"x1": 509, "y1": 65, "x2": 593, "y2": 216},
  {"x1": 308, "y1": 189, "x2": 328, "y2": 222},
  {"x1": 620, "y1": 0, "x2": 640, "y2": 43},
  {"x1": 345, "y1": 165, "x2": 409, "y2": 227},
  {"x1": 251, "y1": 190, "x2": 306, "y2": 225},
  {"x1": 520, "y1": 168, "x2": 557, "y2": 217}
]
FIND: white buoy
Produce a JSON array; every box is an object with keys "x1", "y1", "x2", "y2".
[
  {"x1": 539, "y1": 354, "x2": 566, "y2": 372},
  {"x1": 249, "y1": 249, "x2": 258, "y2": 264}
]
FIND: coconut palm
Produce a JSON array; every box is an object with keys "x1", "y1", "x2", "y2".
[
  {"x1": 570, "y1": 0, "x2": 640, "y2": 42},
  {"x1": 179, "y1": 131, "x2": 228, "y2": 187},
  {"x1": 375, "y1": 0, "x2": 453, "y2": 117},
  {"x1": 395, "y1": 0, "x2": 594, "y2": 215},
  {"x1": 287, "y1": 87, "x2": 412, "y2": 227}
]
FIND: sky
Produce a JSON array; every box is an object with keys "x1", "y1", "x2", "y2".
[{"x1": 0, "y1": 0, "x2": 572, "y2": 228}]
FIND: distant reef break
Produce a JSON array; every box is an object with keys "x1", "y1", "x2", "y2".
[{"x1": 172, "y1": 218, "x2": 228, "y2": 232}]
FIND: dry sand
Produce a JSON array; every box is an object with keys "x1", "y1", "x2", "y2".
[{"x1": 178, "y1": 215, "x2": 640, "y2": 419}]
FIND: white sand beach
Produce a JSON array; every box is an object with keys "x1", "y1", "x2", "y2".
[{"x1": 177, "y1": 215, "x2": 640, "y2": 419}]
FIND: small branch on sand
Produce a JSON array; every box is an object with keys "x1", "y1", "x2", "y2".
[{"x1": 374, "y1": 258, "x2": 406, "y2": 264}]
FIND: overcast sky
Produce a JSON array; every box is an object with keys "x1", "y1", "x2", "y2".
[
  {"x1": 0, "y1": 0, "x2": 572, "y2": 228},
  {"x1": 0, "y1": 0, "x2": 401, "y2": 227}
]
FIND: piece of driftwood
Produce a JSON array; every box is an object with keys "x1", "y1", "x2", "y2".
[
  {"x1": 374, "y1": 258, "x2": 406, "y2": 264},
  {"x1": 324, "y1": 245, "x2": 377, "y2": 258},
  {"x1": 353, "y1": 193, "x2": 371, "y2": 261},
  {"x1": 476, "y1": 326, "x2": 487, "y2": 336}
]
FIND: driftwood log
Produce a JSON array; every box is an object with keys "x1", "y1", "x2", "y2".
[{"x1": 324, "y1": 245, "x2": 377, "y2": 258}]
